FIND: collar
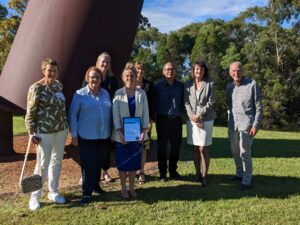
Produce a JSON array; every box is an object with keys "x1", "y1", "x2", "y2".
[
  {"x1": 163, "y1": 78, "x2": 177, "y2": 86},
  {"x1": 233, "y1": 77, "x2": 245, "y2": 87},
  {"x1": 85, "y1": 85, "x2": 102, "y2": 97}
]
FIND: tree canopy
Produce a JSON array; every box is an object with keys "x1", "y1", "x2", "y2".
[
  {"x1": 0, "y1": 0, "x2": 26, "y2": 70},
  {"x1": 130, "y1": 1, "x2": 299, "y2": 130}
]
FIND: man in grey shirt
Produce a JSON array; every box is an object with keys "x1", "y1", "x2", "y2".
[{"x1": 226, "y1": 62, "x2": 263, "y2": 190}]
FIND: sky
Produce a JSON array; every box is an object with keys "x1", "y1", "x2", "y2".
[
  {"x1": 0, "y1": 0, "x2": 268, "y2": 33},
  {"x1": 142, "y1": 0, "x2": 268, "y2": 33}
]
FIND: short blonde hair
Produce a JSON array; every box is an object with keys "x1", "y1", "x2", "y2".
[
  {"x1": 122, "y1": 62, "x2": 137, "y2": 80},
  {"x1": 41, "y1": 58, "x2": 59, "y2": 71},
  {"x1": 84, "y1": 66, "x2": 102, "y2": 82}
]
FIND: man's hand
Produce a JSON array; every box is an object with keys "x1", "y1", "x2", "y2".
[{"x1": 249, "y1": 126, "x2": 258, "y2": 137}]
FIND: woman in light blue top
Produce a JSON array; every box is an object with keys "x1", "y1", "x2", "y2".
[{"x1": 69, "y1": 66, "x2": 111, "y2": 205}]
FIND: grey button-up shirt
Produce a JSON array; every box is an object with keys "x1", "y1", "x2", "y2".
[{"x1": 226, "y1": 77, "x2": 263, "y2": 131}]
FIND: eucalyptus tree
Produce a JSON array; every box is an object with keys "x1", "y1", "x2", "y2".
[
  {"x1": 238, "y1": 1, "x2": 300, "y2": 129},
  {"x1": 0, "y1": 0, "x2": 26, "y2": 70}
]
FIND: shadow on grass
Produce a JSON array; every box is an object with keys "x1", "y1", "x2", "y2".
[
  {"x1": 52, "y1": 174, "x2": 300, "y2": 209},
  {"x1": 138, "y1": 174, "x2": 300, "y2": 203},
  {"x1": 179, "y1": 137, "x2": 300, "y2": 161}
]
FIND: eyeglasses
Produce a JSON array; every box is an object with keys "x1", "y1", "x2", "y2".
[
  {"x1": 164, "y1": 68, "x2": 174, "y2": 71},
  {"x1": 89, "y1": 76, "x2": 101, "y2": 80}
]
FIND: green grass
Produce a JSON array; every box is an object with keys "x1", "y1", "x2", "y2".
[
  {"x1": 2, "y1": 119, "x2": 300, "y2": 224},
  {"x1": 13, "y1": 116, "x2": 27, "y2": 135}
]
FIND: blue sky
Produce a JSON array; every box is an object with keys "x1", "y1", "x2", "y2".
[
  {"x1": 1, "y1": 0, "x2": 268, "y2": 33},
  {"x1": 142, "y1": 0, "x2": 268, "y2": 33}
]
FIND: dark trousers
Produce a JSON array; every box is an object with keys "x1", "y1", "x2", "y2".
[
  {"x1": 156, "y1": 115, "x2": 182, "y2": 176},
  {"x1": 101, "y1": 141, "x2": 113, "y2": 170},
  {"x1": 78, "y1": 136, "x2": 109, "y2": 196}
]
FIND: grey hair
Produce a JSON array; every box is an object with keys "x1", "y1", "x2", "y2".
[{"x1": 229, "y1": 61, "x2": 243, "y2": 71}]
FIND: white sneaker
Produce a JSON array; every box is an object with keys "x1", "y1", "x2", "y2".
[
  {"x1": 29, "y1": 197, "x2": 40, "y2": 211},
  {"x1": 48, "y1": 192, "x2": 66, "y2": 204}
]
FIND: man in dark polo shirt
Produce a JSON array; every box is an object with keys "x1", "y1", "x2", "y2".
[{"x1": 154, "y1": 62, "x2": 184, "y2": 181}]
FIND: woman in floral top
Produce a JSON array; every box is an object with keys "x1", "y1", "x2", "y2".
[{"x1": 25, "y1": 58, "x2": 68, "y2": 211}]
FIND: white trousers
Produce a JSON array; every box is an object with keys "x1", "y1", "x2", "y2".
[{"x1": 31, "y1": 129, "x2": 68, "y2": 199}]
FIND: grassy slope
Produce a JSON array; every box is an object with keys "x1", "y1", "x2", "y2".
[{"x1": 1, "y1": 118, "x2": 299, "y2": 225}]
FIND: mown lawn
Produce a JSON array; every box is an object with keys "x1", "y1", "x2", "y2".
[
  {"x1": 13, "y1": 116, "x2": 27, "y2": 135},
  {"x1": 1, "y1": 117, "x2": 300, "y2": 224}
]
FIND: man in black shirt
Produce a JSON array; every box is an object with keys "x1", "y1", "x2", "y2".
[{"x1": 154, "y1": 62, "x2": 184, "y2": 181}]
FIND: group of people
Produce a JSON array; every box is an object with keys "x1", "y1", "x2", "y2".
[{"x1": 24, "y1": 53, "x2": 262, "y2": 211}]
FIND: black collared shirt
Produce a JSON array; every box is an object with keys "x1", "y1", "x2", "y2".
[{"x1": 154, "y1": 78, "x2": 184, "y2": 117}]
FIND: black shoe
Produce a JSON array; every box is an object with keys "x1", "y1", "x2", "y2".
[
  {"x1": 169, "y1": 171, "x2": 182, "y2": 180},
  {"x1": 240, "y1": 184, "x2": 254, "y2": 191},
  {"x1": 227, "y1": 176, "x2": 242, "y2": 181},
  {"x1": 80, "y1": 196, "x2": 91, "y2": 205},
  {"x1": 159, "y1": 174, "x2": 167, "y2": 182},
  {"x1": 194, "y1": 176, "x2": 202, "y2": 183},
  {"x1": 93, "y1": 187, "x2": 105, "y2": 195},
  {"x1": 201, "y1": 177, "x2": 208, "y2": 187}
]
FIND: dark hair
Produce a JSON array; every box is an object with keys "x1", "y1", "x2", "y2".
[
  {"x1": 134, "y1": 61, "x2": 145, "y2": 70},
  {"x1": 192, "y1": 60, "x2": 208, "y2": 79}
]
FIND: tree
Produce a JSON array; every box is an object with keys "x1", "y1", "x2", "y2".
[
  {"x1": 0, "y1": 0, "x2": 27, "y2": 71},
  {"x1": 137, "y1": 14, "x2": 151, "y2": 31},
  {"x1": 131, "y1": 15, "x2": 163, "y2": 82},
  {"x1": 130, "y1": 5, "x2": 300, "y2": 129},
  {"x1": 240, "y1": 2, "x2": 300, "y2": 129}
]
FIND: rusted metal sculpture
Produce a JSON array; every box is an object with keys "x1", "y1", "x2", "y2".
[{"x1": 0, "y1": 0, "x2": 144, "y2": 154}]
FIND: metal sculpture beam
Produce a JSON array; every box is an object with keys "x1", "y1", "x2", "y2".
[{"x1": 0, "y1": 0, "x2": 143, "y2": 154}]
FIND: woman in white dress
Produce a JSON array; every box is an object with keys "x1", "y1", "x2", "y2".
[{"x1": 184, "y1": 60, "x2": 216, "y2": 187}]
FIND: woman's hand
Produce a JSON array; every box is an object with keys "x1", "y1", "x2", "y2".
[
  {"x1": 29, "y1": 129, "x2": 41, "y2": 145},
  {"x1": 139, "y1": 128, "x2": 148, "y2": 142},
  {"x1": 148, "y1": 121, "x2": 153, "y2": 133},
  {"x1": 71, "y1": 138, "x2": 79, "y2": 147},
  {"x1": 117, "y1": 130, "x2": 126, "y2": 144},
  {"x1": 196, "y1": 121, "x2": 204, "y2": 128},
  {"x1": 190, "y1": 115, "x2": 197, "y2": 122},
  {"x1": 31, "y1": 135, "x2": 41, "y2": 145},
  {"x1": 191, "y1": 115, "x2": 202, "y2": 123},
  {"x1": 139, "y1": 131, "x2": 145, "y2": 142}
]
